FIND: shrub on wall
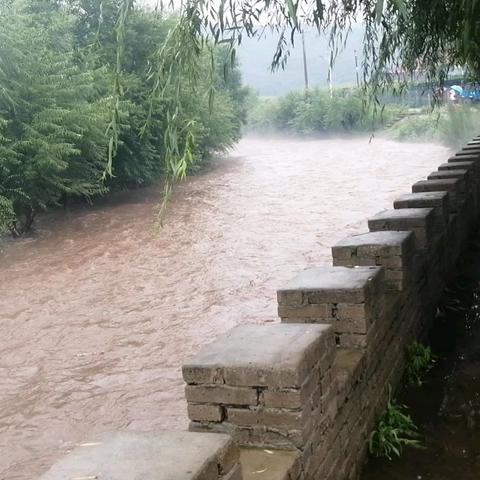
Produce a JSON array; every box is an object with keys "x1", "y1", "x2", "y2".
[
  {"x1": 404, "y1": 342, "x2": 434, "y2": 387},
  {"x1": 369, "y1": 390, "x2": 423, "y2": 460}
]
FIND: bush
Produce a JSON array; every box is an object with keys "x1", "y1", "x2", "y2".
[
  {"x1": 246, "y1": 87, "x2": 402, "y2": 135},
  {"x1": 369, "y1": 390, "x2": 423, "y2": 460},
  {"x1": 388, "y1": 113, "x2": 440, "y2": 141},
  {"x1": 404, "y1": 342, "x2": 434, "y2": 387},
  {"x1": 387, "y1": 103, "x2": 480, "y2": 148},
  {"x1": 0, "y1": 4, "x2": 110, "y2": 235},
  {"x1": 439, "y1": 104, "x2": 480, "y2": 149},
  {"x1": 0, "y1": 0, "x2": 247, "y2": 234}
]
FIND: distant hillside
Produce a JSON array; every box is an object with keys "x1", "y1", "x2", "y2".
[{"x1": 238, "y1": 26, "x2": 365, "y2": 97}]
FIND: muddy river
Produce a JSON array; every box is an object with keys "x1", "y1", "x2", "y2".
[{"x1": 0, "y1": 135, "x2": 450, "y2": 479}]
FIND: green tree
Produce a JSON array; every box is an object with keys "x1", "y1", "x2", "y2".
[
  {"x1": 0, "y1": 2, "x2": 110, "y2": 235},
  {"x1": 0, "y1": 0, "x2": 248, "y2": 234},
  {"x1": 109, "y1": 0, "x2": 480, "y2": 158}
]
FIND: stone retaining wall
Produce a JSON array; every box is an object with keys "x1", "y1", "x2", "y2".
[{"x1": 40, "y1": 138, "x2": 480, "y2": 480}]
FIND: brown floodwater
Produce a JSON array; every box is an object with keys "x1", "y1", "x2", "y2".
[{"x1": 0, "y1": 135, "x2": 450, "y2": 480}]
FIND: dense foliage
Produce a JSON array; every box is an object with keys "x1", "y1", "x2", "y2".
[
  {"x1": 0, "y1": 0, "x2": 247, "y2": 235},
  {"x1": 247, "y1": 88, "x2": 404, "y2": 135},
  {"x1": 0, "y1": 2, "x2": 110, "y2": 234},
  {"x1": 387, "y1": 104, "x2": 480, "y2": 149},
  {"x1": 98, "y1": 0, "x2": 480, "y2": 198}
]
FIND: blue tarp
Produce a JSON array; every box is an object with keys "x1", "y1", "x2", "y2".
[{"x1": 450, "y1": 85, "x2": 480, "y2": 101}]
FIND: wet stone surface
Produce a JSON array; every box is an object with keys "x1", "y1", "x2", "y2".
[{"x1": 39, "y1": 431, "x2": 238, "y2": 480}]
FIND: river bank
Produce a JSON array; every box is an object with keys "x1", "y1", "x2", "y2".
[{"x1": 0, "y1": 135, "x2": 449, "y2": 479}]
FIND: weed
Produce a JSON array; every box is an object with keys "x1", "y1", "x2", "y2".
[
  {"x1": 369, "y1": 389, "x2": 423, "y2": 460},
  {"x1": 404, "y1": 342, "x2": 434, "y2": 387}
]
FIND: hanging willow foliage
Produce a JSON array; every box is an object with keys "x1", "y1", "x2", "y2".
[
  {"x1": 142, "y1": 12, "x2": 204, "y2": 180},
  {"x1": 105, "y1": 0, "x2": 134, "y2": 178},
  {"x1": 0, "y1": 0, "x2": 245, "y2": 234},
  {"x1": 107, "y1": 1, "x2": 214, "y2": 221},
  {"x1": 102, "y1": 0, "x2": 480, "y2": 225},
  {"x1": 111, "y1": 0, "x2": 480, "y2": 185}
]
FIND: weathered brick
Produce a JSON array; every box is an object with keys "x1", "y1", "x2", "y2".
[
  {"x1": 278, "y1": 266, "x2": 384, "y2": 305},
  {"x1": 183, "y1": 365, "x2": 225, "y2": 385},
  {"x1": 385, "y1": 269, "x2": 405, "y2": 282},
  {"x1": 378, "y1": 255, "x2": 404, "y2": 268},
  {"x1": 262, "y1": 389, "x2": 302, "y2": 409},
  {"x1": 439, "y1": 160, "x2": 475, "y2": 172},
  {"x1": 224, "y1": 366, "x2": 297, "y2": 390},
  {"x1": 461, "y1": 145, "x2": 480, "y2": 152},
  {"x1": 333, "y1": 231, "x2": 412, "y2": 258},
  {"x1": 450, "y1": 153, "x2": 480, "y2": 161},
  {"x1": 227, "y1": 407, "x2": 303, "y2": 430},
  {"x1": 333, "y1": 304, "x2": 377, "y2": 334},
  {"x1": 333, "y1": 231, "x2": 414, "y2": 293},
  {"x1": 333, "y1": 255, "x2": 378, "y2": 267},
  {"x1": 277, "y1": 303, "x2": 330, "y2": 320},
  {"x1": 336, "y1": 334, "x2": 363, "y2": 349},
  {"x1": 368, "y1": 208, "x2": 434, "y2": 250},
  {"x1": 185, "y1": 385, "x2": 258, "y2": 406},
  {"x1": 394, "y1": 191, "x2": 449, "y2": 227},
  {"x1": 190, "y1": 421, "x2": 281, "y2": 449},
  {"x1": 187, "y1": 403, "x2": 225, "y2": 422},
  {"x1": 184, "y1": 323, "x2": 333, "y2": 389},
  {"x1": 412, "y1": 179, "x2": 461, "y2": 212},
  {"x1": 277, "y1": 290, "x2": 304, "y2": 305},
  {"x1": 427, "y1": 169, "x2": 468, "y2": 192},
  {"x1": 336, "y1": 303, "x2": 366, "y2": 324},
  {"x1": 262, "y1": 369, "x2": 321, "y2": 409}
]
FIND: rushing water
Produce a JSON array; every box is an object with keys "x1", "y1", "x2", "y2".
[{"x1": 0, "y1": 135, "x2": 449, "y2": 480}]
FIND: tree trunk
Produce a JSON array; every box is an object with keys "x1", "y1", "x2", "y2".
[{"x1": 10, "y1": 206, "x2": 36, "y2": 237}]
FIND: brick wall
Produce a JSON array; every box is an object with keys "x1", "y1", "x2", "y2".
[
  {"x1": 181, "y1": 137, "x2": 480, "y2": 480},
  {"x1": 40, "y1": 136, "x2": 480, "y2": 480}
]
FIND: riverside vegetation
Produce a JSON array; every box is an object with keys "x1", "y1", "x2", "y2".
[
  {"x1": 246, "y1": 88, "x2": 405, "y2": 135},
  {"x1": 387, "y1": 104, "x2": 480, "y2": 149},
  {"x1": 246, "y1": 88, "x2": 480, "y2": 150},
  {"x1": 4, "y1": 0, "x2": 480, "y2": 238},
  {"x1": 0, "y1": 0, "x2": 248, "y2": 236}
]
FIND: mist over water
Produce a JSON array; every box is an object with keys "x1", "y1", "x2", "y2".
[{"x1": 0, "y1": 135, "x2": 449, "y2": 480}]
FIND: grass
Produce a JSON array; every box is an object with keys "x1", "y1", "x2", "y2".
[
  {"x1": 369, "y1": 388, "x2": 423, "y2": 460},
  {"x1": 404, "y1": 342, "x2": 435, "y2": 387}
]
